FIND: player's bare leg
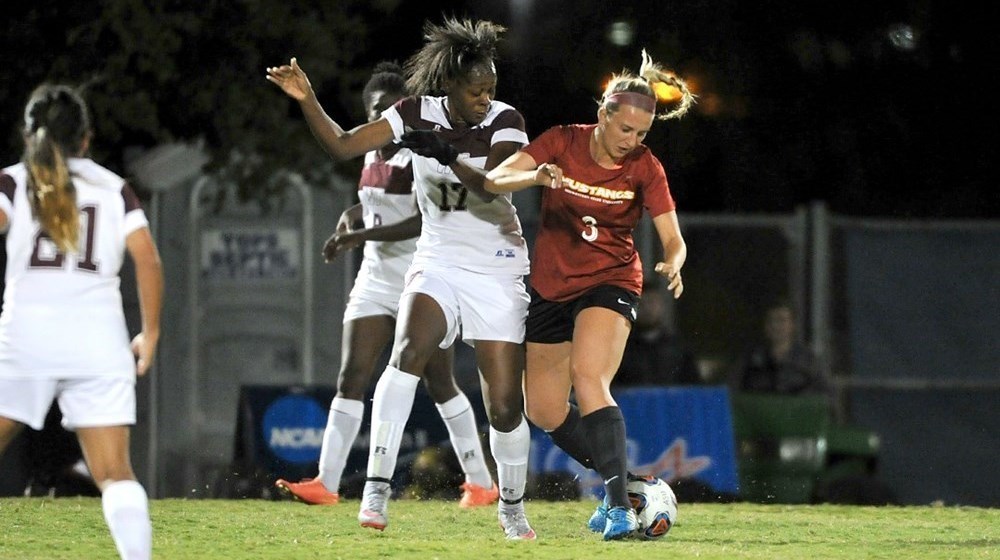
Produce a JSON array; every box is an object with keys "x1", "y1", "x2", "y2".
[
  {"x1": 423, "y1": 347, "x2": 498, "y2": 507},
  {"x1": 476, "y1": 341, "x2": 535, "y2": 540},
  {"x1": 360, "y1": 293, "x2": 448, "y2": 530},
  {"x1": 571, "y1": 308, "x2": 637, "y2": 540},
  {"x1": 77, "y1": 426, "x2": 151, "y2": 560},
  {"x1": 276, "y1": 314, "x2": 394, "y2": 505}
]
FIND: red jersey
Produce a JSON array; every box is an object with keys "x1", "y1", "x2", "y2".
[{"x1": 522, "y1": 124, "x2": 676, "y2": 301}]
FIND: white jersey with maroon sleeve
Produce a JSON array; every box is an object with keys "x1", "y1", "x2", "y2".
[
  {"x1": 382, "y1": 96, "x2": 530, "y2": 275},
  {"x1": 0, "y1": 158, "x2": 148, "y2": 379},
  {"x1": 348, "y1": 146, "x2": 419, "y2": 308}
]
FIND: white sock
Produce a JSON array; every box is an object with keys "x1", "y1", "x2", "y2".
[
  {"x1": 101, "y1": 480, "x2": 151, "y2": 560},
  {"x1": 489, "y1": 416, "x2": 530, "y2": 504},
  {"x1": 316, "y1": 397, "x2": 364, "y2": 492},
  {"x1": 366, "y1": 366, "x2": 420, "y2": 480},
  {"x1": 436, "y1": 393, "x2": 493, "y2": 488}
]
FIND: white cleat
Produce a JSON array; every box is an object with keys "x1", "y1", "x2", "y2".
[
  {"x1": 358, "y1": 480, "x2": 391, "y2": 531},
  {"x1": 498, "y1": 501, "x2": 537, "y2": 540}
]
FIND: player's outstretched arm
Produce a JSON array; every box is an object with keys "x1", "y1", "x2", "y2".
[
  {"x1": 484, "y1": 151, "x2": 562, "y2": 194},
  {"x1": 266, "y1": 58, "x2": 394, "y2": 161}
]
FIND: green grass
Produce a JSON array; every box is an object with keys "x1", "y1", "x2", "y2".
[{"x1": 0, "y1": 498, "x2": 997, "y2": 559}]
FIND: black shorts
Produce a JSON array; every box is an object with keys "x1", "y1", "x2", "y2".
[{"x1": 525, "y1": 285, "x2": 640, "y2": 344}]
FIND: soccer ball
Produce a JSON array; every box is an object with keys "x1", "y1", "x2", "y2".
[{"x1": 627, "y1": 476, "x2": 678, "y2": 539}]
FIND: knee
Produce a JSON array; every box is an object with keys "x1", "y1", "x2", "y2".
[
  {"x1": 336, "y1": 364, "x2": 373, "y2": 400},
  {"x1": 525, "y1": 399, "x2": 564, "y2": 431},
  {"x1": 393, "y1": 340, "x2": 434, "y2": 375},
  {"x1": 486, "y1": 392, "x2": 523, "y2": 432}
]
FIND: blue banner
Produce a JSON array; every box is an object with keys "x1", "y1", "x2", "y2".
[
  {"x1": 529, "y1": 386, "x2": 738, "y2": 497},
  {"x1": 234, "y1": 384, "x2": 456, "y2": 486}
]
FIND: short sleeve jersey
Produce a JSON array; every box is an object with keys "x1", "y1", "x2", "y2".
[
  {"x1": 382, "y1": 96, "x2": 530, "y2": 275},
  {"x1": 352, "y1": 145, "x2": 419, "y2": 301},
  {"x1": 522, "y1": 124, "x2": 676, "y2": 301},
  {"x1": 0, "y1": 158, "x2": 149, "y2": 378}
]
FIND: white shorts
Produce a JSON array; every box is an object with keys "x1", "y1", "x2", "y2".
[
  {"x1": 343, "y1": 293, "x2": 399, "y2": 323},
  {"x1": 403, "y1": 265, "x2": 528, "y2": 349},
  {"x1": 0, "y1": 377, "x2": 136, "y2": 431}
]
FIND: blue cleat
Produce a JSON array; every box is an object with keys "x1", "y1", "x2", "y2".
[
  {"x1": 603, "y1": 506, "x2": 638, "y2": 541},
  {"x1": 587, "y1": 495, "x2": 608, "y2": 533}
]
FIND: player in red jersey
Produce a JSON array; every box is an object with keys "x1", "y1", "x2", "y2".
[
  {"x1": 0, "y1": 85, "x2": 163, "y2": 559},
  {"x1": 267, "y1": 18, "x2": 535, "y2": 539},
  {"x1": 484, "y1": 50, "x2": 695, "y2": 540}
]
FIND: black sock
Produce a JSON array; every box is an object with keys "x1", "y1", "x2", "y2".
[
  {"x1": 581, "y1": 406, "x2": 629, "y2": 509},
  {"x1": 546, "y1": 403, "x2": 594, "y2": 469}
]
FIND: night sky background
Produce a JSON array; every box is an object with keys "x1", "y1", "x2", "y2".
[
  {"x1": 1, "y1": 0, "x2": 996, "y2": 218},
  {"x1": 350, "y1": 0, "x2": 997, "y2": 218}
]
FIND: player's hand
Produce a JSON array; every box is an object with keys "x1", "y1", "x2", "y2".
[
  {"x1": 535, "y1": 163, "x2": 564, "y2": 189},
  {"x1": 131, "y1": 331, "x2": 159, "y2": 376},
  {"x1": 335, "y1": 209, "x2": 356, "y2": 236},
  {"x1": 322, "y1": 230, "x2": 363, "y2": 262},
  {"x1": 399, "y1": 130, "x2": 459, "y2": 165},
  {"x1": 265, "y1": 57, "x2": 313, "y2": 102},
  {"x1": 655, "y1": 261, "x2": 684, "y2": 299}
]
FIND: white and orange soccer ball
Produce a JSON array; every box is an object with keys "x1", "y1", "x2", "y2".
[{"x1": 627, "y1": 476, "x2": 678, "y2": 539}]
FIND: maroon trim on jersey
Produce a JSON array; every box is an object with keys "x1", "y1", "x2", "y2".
[
  {"x1": 394, "y1": 96, "x2": 527, "y2": 160},
  {"x1": 488, "y1": 109, "x2": 527, "y2": 141},
  {"x1": 0, "y1": 172, "x2": 15, "y2": 204},
  {"x1": 121, "y1": 182, "x2": 142, "y2": 212},
  {"x1": 359, "y1": 159, "x2": 414, "y2": 195},
  {"x1": 394, "y1": 96, "x2": 430, "y2": 129}
]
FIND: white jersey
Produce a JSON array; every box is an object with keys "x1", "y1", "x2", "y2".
[
  {"x1": 383, "y1": 96, "x2": 530, "y2": 275},
  {"x1": 349, "y1": 146, "x2": 419, "y2": 307},
  {"x1": 0, "y1": 158, "x2": 148, "y2": 379}
]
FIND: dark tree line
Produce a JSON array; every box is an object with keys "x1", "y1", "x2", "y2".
[{"x1": 1, "y1": 0, "x2": 408, "y2": 205}]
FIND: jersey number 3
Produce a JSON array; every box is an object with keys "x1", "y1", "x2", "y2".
[
  {"x1": 581, "y1": 215, "x2": 599, "y2": 242},
  {"x1": 29, "y1": 205, "x2": 100, "y2": 272}
]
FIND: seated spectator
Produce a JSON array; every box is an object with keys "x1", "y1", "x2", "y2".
[
  {"x1": 729, "y1": 299, "x2": 831, "y2": 396},
  {"x1": 615, "y1": 281, "x2": 701, "y2": 386}
]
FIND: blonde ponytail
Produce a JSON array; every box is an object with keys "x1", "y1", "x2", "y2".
[
  {"x1": 638, "y1": 49, "x2": 696, "y2": 121},
  {"x1": 602, "y1": 50, "x2": 697, "y2": 122},
  {"x1": 25, "y1": 126, "x2": 79, "y2": 254}
]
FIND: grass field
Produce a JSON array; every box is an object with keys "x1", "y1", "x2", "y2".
[{"x1": 1, "y1": 497, "x2": 997, "y2": 559}]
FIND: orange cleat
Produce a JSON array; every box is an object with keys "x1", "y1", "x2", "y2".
[
  {"x1": 274, "y1": 478, "x2": 339, "y2": 505},
  {"x1": 459, "y1": 481, "x2": 500, "y2": 508}
]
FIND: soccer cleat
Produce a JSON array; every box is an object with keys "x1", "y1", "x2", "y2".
[
  {"x1": 498, "y1": 502, "x2": 537, "y2": 540},
  {"x1": 587, "y1": 495, "x2": 609, "y2": 532},
  {"x1": 274, "y1": 478, "x2": 339, "y2": 505},
  {"x1": 358, "y1": 480, "x2": 391, "y2": 531},
  {"x1": 459, "y1": 481, "x2": 499, "y2": 508},
  {"x1": 603, "y1": 506, "x2": 639, "y2": 541}
]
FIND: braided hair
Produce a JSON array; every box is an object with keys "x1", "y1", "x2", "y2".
[
  {"x1": 22, "y1": 85, "x2": 90, "y2": 254},
  {"x1": 602, "y1": 50, "x2": 696, "y2": 121}
]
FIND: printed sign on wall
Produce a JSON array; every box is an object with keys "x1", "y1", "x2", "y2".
[{"x1": 201, "y1": 228, "x2": 300, "y2": 281}]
